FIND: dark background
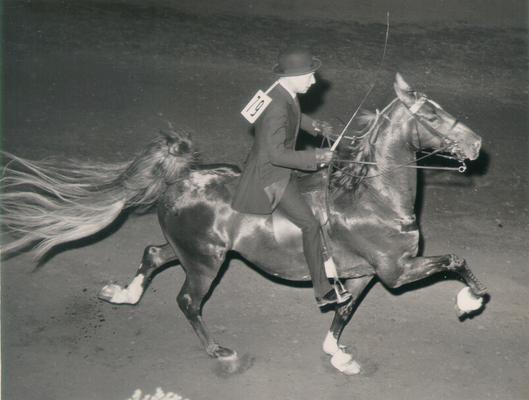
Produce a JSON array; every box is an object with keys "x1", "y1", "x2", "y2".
[{"x1": 3, "y1": 1, "x2": 528, "y2": 399}]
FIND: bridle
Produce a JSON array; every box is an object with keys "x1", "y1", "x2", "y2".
[
  {"x1": 405, "y1": 93, "x2": 464, "y2": 164},
  {"x1": 329, "y1": 95, "x2": 468, "y2": 179}
]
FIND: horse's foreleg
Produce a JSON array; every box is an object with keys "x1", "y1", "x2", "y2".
[
  {"x1": 98, "y1": 243, "x2": 178, "y2": 305},
  {"x1": 323, "y1": 276, "x2": 372, "y2": 355},
  {"x1": 323, "y1": 276, "x2": 372, "y2": 375},
  {"x1": 388, "y1": 254, "x2": 487, "y2": 297}
]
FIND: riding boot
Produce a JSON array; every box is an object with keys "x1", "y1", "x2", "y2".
[{"x1": 320, "y1": 231, "x2": 351, "y2": 303}]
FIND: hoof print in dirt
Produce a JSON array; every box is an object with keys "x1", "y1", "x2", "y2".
[{"x1": 213, "y1": 353, "x2": 255, "y2": 377}]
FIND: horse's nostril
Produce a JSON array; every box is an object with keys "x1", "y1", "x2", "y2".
[{"x1": 179, "y1": 142, "x2": 190, "y2": 153}]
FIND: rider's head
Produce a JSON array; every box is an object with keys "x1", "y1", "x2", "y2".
[{"x1": 273, "y1": 48, "x2": 320, "y2": 94}]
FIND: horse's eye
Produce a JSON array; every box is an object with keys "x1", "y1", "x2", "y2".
[
  {"x1": 425, "y1": 114, "x2": 439, "y2": 123},
  {"x1": 423, "y1": 106, "x2": 438, "y2": 122}
]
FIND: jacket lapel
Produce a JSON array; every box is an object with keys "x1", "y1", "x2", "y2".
[
  {"x1": 276, "y1": 85, "x2": 301, "y2": 143},
  {"x1": 293, "y1": 97, "x2": 301, "y2": 143}
]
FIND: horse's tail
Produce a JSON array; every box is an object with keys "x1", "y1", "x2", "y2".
[{"x1": 1, "y1": 127, "x2": 195, "y2": 259}]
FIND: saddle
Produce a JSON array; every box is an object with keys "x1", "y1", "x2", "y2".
[{"x1": 270, "y1": 171, "x2": 375, "y2": 279}]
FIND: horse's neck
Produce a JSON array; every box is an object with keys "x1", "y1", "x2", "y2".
[{"x1": 338, "y1": 103, "x2": 418, "y2": 221}]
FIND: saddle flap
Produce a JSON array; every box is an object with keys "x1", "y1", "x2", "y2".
[
  {"x1": 271, "y1": 187, "x2": 327, "y2": 247},
  {"x1": 269, "y1": 179, "x2": 375, "y2": 279},
  {"x1": 296, "y1": 170, "x2": 327, "y2": 194}
]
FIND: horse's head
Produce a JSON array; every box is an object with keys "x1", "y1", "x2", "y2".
[{"x1": 393, "y1": 73, "x2": 481, "y2": 161}]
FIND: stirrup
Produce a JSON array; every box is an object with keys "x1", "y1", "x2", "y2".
[
  {"x1": 323, "y1": 256, "x2": 351, "y2": 303},
  {"x1": 333, "y1": 279, "x2": 351, "y2": 303}
]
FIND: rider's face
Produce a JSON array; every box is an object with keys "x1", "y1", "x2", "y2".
[{"x1": 288, "y1": 73, "x2": 316, "y2": 94}]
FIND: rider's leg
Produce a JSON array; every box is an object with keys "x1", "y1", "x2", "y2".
[{"x1": 276, "y1": 179, "x2": 332, "y2": 299}]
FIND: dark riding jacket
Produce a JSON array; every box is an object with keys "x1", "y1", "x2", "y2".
[{"x1": 232, "y1": 84, "x2": 320, "y2": 214}]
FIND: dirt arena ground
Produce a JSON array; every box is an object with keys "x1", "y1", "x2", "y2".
[{"x1": 2, "y1": 2, "x2": 528, "y2": 399}]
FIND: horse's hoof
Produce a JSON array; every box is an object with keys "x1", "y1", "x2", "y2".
[
  {"x1": 98, "y1": 284, "x2": 121, "y2": 302},
  {"x1": 213, "y1": 351, "x2": 254, "y2": 377},
  {"x1": 216, "y1": 348, "x2": 238, "y2": 362},
  {"x1": 98, "y1": 283, "x2": 139, "y2": 305},
  {"x1": 207, "y1": 344, "x2": 235, "y2": 359},
  {"x1": 455, "y1": 287, "x2": 484, "y2": 317},
  {"x1": 340, "y1": 360, "x2": 362, "y2": 376},
  {"x1": 330, "y1": 349, "x2": 361, "y2": 375}
]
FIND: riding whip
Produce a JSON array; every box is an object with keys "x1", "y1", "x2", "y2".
[{"x1": 330, "y1": 12, "x2": 390, "y2": 152}]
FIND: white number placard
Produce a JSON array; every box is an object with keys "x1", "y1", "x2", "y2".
[{"x1": 241, "y1": 90, "x2": 272, "y2": 124}]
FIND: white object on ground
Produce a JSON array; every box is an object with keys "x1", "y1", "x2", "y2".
[
  {"x1": 456, "y1": 286, "x2": 483, "y2": 313},
  {"x1": 128, "y1": 387, "x2": 189, "y2": 400}
]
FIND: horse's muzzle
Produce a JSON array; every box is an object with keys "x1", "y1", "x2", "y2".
[
  {"x1": 467, "y1": 138, "x2": 482, "y2": 161},
  {"x1": 453, "y1": 137, "x2": 481, "y2": 161}
]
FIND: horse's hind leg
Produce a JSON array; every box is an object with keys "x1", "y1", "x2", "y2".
[
  {"x1": 323, "y1": 276, "x2": 372, "y2": 375},
  {"x1": 98, "y1": 243, "x2": 178, "y2": 305},
  {"x1": 176, "y1": 263, "x2": 237, "y2": 361}
]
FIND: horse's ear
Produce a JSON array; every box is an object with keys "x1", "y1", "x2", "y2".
[
  {"x1": 393, "y1": 73, "x2": 414, "y2": 106},
  {"x1": 395, "y1": 73, "x2": 412, "y2": 91}
]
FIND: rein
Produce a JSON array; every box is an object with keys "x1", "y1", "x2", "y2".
[
  {"x1": 330, "y1": 96, "x2": 467, "y2": 180},
  {"x1": 333, "y1": 148, "x2": 466, "y2": 181},
  {"x1": 320, "y1": 96, "x2": 467, "y2": 226}
]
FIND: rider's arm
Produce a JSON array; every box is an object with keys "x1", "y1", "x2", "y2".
[
  {"x1": 301, "y1": 114, "x2": 317, "y2": 135},
  {"x1": 262, "y1": 102, "x2": 318, "y2": 171},
  {"x1": 301, "y1": 114, "x2": 335, "y2": 139}
]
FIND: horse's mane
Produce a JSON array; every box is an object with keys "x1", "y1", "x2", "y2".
[{"x1": 330, "y1": 99, "x2": 398, "y2": 194}]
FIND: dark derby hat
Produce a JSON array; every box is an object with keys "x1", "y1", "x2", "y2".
[{"x1": 272, "y1": 48, "x2": 321, "y2": 77}]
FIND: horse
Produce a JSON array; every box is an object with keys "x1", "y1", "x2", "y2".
[{"x1": 1, "y1": 73, "x2": 487, "y2": 375}]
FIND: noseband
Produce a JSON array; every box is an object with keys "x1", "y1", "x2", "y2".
[{"x1": 403, "y1": 93, "x2": 461, "y2": 157}]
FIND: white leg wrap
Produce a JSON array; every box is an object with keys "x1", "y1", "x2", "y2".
[
  {"x1": 456, "y1": 286, "x2": 483, "y2": 314},
  {"x1": 331, "y1": 349, "x2": 361, "y2": 375},
  {"x1": 323, "y1": 331, "x2": 339, "y2": 355},
  {"x1": 98, "y1": 275, "x2": 144, "y2": 305}
]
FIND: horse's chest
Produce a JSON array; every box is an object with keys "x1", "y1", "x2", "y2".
[{"x1": 394, "y1": 215, "x2": 420, "y2": 255}]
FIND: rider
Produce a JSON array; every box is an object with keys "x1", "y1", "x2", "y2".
[{"x1": 232, "y1": 48, "x2": 351, "y2": 307}]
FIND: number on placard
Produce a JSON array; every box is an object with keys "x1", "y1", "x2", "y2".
[
  {"x1": 246, "y1": 96, "x2": 265, "y2": 117},
  {"x1": 241, "y1": 90, "x2": 272, "y2": 123}
]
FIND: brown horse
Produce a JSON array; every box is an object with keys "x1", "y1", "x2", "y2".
[{"x1": 1, "y1": 74, "x2": 487, "y2": 375}]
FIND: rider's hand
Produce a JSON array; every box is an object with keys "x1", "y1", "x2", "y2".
[
  {"x1": 313, "y1": 120, "x2": 337, "y2": 140},
  {"x1": 315, "y1": 149, "x2": 335, "y2": 167}
]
